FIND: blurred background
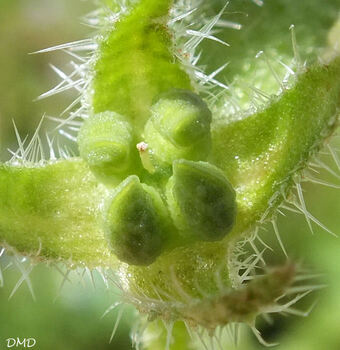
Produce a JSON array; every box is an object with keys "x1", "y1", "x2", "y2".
[{"x1": 0, "y1": 0, "x2": 339, "y2": 349}]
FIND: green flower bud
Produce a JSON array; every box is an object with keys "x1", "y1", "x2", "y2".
[
  {"x1": 152, "y1": 89, "x2": 212, "y2": 147},
  {"x1": 105, "y1": 175, "x2": 170, "y2": 266},
  {"x1": 141, "y1": 90, "x2": 212, "y2": 172},
  {"x1": 78, "y1": 111, "x2": 134, "y2": 185},
  {"x1": 166, "y1": 160, "x2": 237, "y2": 242}
]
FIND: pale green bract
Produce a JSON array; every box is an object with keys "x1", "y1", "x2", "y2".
[
  {"x1": 78, "y1": 111, "x2": 136, "y2": 186},
  {"x1": 143, "y1": 89, "x2": 212, "y2": 171},
  {"x1": 0, "y1": 0, "x2": 340, "y2": 348}
]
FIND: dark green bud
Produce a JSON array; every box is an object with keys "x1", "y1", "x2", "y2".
[
  {"x1": 166, "y1": 160, "x2": 237, "y2": 242},
  {"x1": 78, "y1": 111, "x2": 134, "y2": 185},
  {"x1": 105, "y1": 176, "x2": 170, "y2": 266}
]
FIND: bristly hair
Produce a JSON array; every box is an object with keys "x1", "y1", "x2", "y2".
[{"x1": 2, "y1": 1, "x2": 340, "y2": 348}]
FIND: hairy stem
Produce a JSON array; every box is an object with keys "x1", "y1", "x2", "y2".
[
  {"x1": 0, "y1": 160, "x2": 115, "y2": 268},
  {"x1": 92, "y1": 0, "x2": 192, "y2": 133},
  {"x1": 1, "y1": 58, "x2": 339, "y2": 274}
]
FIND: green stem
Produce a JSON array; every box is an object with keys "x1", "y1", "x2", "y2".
[
  {"x1": 211, "y1": 58, "x2": 340, "y2": 234},
  {"x1": 0, "y1": 159, "x2": 115, "y2": 268},
  {"x1": 92, "y1": 0, "x2": 192, "y2": 133}
]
